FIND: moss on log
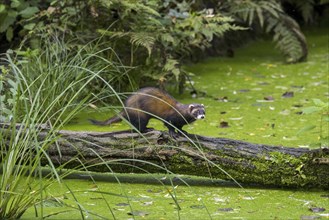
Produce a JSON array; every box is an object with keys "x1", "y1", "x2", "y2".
[{"x1": 1, "y1": 124, "x2": 328, "y2": 189}]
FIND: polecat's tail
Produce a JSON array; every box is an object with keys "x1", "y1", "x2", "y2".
[{"x1": 89, "y1": 115, "x2": 122, "y2": 126}]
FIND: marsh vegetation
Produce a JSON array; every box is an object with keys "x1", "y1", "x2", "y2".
[{"x1": 0, "y1": 0, "x2": 328, "y2": 219}]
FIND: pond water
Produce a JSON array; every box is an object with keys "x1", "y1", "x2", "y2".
[
  {"x1": 24, "y1": 29, "x2": 328, "y2": 219},
  {"x1": 21, "y1": 175, "x2": 328, "y2": 219}
]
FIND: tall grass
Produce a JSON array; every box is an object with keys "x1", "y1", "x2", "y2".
[{"x1": 0, "y1": 36, "x2": 129, "y2": 219}]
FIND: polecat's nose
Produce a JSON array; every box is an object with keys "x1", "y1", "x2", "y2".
[{"x1": 198, "y1": 115, "x2": 205, "y2": 119}]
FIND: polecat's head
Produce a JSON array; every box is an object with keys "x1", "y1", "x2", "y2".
[{"x1": 189, "y1": 104, "x2": 205, "y2": 120}]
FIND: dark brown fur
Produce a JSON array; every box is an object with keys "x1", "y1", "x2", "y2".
[{"x1": 90, "y1": 87, "x2": 205, "y2": 136}]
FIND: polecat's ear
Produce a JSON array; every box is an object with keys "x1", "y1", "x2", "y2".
[
  {"x1": 201, "y1": 104, "x2": 204, "y2": 107},
  {"x1": 188, "y1": 104, "x2": 195, "y2": 112}
]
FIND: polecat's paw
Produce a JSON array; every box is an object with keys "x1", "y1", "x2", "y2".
[{"x1": 169, "y1": 130, "x2": 180, "y2": 139}]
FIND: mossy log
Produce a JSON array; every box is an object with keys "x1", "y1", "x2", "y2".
[{"x1": 1, "y1": 124, "x2": 328, "y2": 189}]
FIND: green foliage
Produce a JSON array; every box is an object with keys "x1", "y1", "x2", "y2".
[
  {"x1": 0, "y1": 56, "x2": 56, "y2": 219},
  {"x1": 219, "y1": 0, "x2": 308, "y2": 63},
  {"x1": 0, "y1": 0, "x2": 42, "y2": 41},
  {"x1": 0, "y1": 0, "x2": 243, "y2": 91},
  {"x1": 3, "y1": 35, "x2": 133, "y2": 121},
  {"x1": 97, "y1": 0, "x2": 242, "y2": 89},
  {"x1": 298, "y1": 99, "x2": 329, "y2": 147},
  {"x1": 0, "y1": 36, "x2": 128, "y2": 218},
  {"x1": 0, "y1": 0, "x2": 318, "y2": 93}
]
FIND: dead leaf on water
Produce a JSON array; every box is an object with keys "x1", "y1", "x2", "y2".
[
  {"x1": 279, "y1": 109, "x2": 291, "y2": 115},
  {"x1": 218, "y1": 208, "x2": 234, "y2": 212},
  {"x1": 229, "y1": 117, "x2": 243, "y2": 120},
  {"x1": 116, "y1": 203, "x2": 129, "y2": 207},
  {"x1": 282, "y1": 91, "x2": 294, "y2": 98},
  {"x1": 219, "y1": 121, "x2": 229, "y2": 128},
  {"x1": 128, "y1": 210, "x2": 149, "y2": 217},
  {"x1": 215, "y1": 96, "x2": 229, "y2": 102},
  {"x1": 142, "y1": 201, "x2": 153, "y2": 206},
  {"x1": 309, "y1": 207, "x2": 326, "y2": 213},
  {"x1": 190, "y1": 205, "x2": 205, "y2": 209},
  {"x1": 300, "y1": 215, "x2": 320, "y2": 220},
  {"x1": 239, "y1": 89, "x2": 250, "y2": 93},
  {"x1": 264, "y1": 96, "x2": 274, "y2": 101}
]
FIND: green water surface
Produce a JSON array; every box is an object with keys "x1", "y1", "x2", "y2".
[{"x1": 22, "y1": 175, "x2": 328, "y2": 220}]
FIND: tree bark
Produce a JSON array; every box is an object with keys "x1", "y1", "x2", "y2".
[{"x1": 1, "y1": 123, "x2": 328, "y2": 189}]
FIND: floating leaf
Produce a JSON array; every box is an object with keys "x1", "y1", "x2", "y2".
[
  {"x1": 215, "y1": 96, "x2": 228, "y2": 102},
  {"x1": 116, "y1": 203, "x2": 129, "y2": 206},
  {"x1": 239, "y1": 89, "x2": 250, "y2": 93},
  {"x1": 90, "y1": 197, "x2": 103, "y2": 200},
  {"x1": 142, "y1": 201, "x2": 153, "y2": 206},
  {"x1": 128, "y1": 210, "x2": 149, "y2": 216},
  {"x1": 190, "y1": 205, "x2": 205, "y2": 209},
  {"x1": 218, "y1": 208, "x2": 234, "y2": 212},
  {"x1": 300, "y1": 215, "x2": 320, "y2": 220},
  {"x1": 214, "y1": 197, "x2": 226, "y2": 203},
  {"x1": 147, "y1": 189, "x2": 163, "y2": 193},
  {"x1": 291, "y1": 85, "x2": 303, "y2": 89},
  {"x1": 282, "y1": 91, "x2": 294, "y2": 98},
  {"x1": 229, "y1": 117, "x2": 243, "y2": 121},
  {"x1": 279, "y1": 109, "x2": 290, "y2": 115},
  {"x1": 219, "y1": 121, "x2": 229, "y2": 128},
  {"x1": 309, "y1": 207, "x2": 325, "y2": 213},
  {"x1": 264, "y1": 96, "x2": 274, "y2": 101}
]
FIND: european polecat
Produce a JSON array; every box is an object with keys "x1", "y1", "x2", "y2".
[{"x1": 90, "y1": 87, "x2": 205, "y2": 137}]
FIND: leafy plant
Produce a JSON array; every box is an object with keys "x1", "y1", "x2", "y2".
[
  {"x1": 0, "y1": 0, "x2": 41, "y2": 41},
  {"x1": 0, "y1": 35, "x2": 128, "y2": 218},
  {"x1": 298, "y1": 99, "x2": 329, "y2": 147},
  {"x1": 218, "y1": 0, "x2": 308, "y2": 63},
  {"x1": 97, "y1": 0, "x2": 242, "y2": 90}
]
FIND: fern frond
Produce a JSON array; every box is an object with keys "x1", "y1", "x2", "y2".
[
  {"x1": 97, "y1": 29, "x2": 156, "y2": 56},
  {"x1": 266, "y1": 14, "x2": 307, "y2": 63},
  {"x1": 98, "y1": 0, "x2": 160, "y2": 17},
  {"x1": 130, "y1": 32, "x2": 155, "y2": 56},
  {"x1": 227, "y1": 0, "x2": 307, "y2": 63}
]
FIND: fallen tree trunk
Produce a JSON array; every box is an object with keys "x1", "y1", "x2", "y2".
[{"x1": 1, "y1": 124, "x2": 328, "y2": 188}]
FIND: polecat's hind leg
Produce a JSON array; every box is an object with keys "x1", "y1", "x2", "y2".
[{"x1": 129, "y1": 116, "x2": 150, "y2": 133}]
